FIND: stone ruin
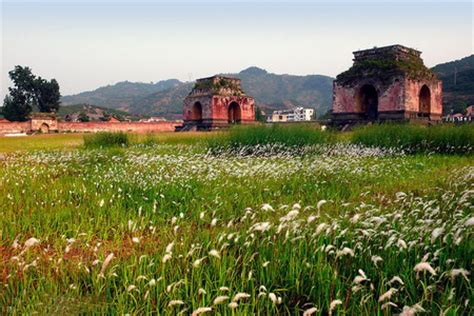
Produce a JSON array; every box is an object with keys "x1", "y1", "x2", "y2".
[
  {"x1": 181, "y1": 75, "x2": 255, "y2": 130},
  {"x1": 332, "y1": 45, "x2": 442, "y2": 124}
]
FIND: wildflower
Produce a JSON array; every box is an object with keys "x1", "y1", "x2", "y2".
[
  {"x1": 168, "y1": 300, "x2": 185, "y2": 307},
  {"x1": 378, "y1": 288, "x2": 397, "y2": 302},
  {"x1": 414, "y1": 262, "x2": 436, "y2": 276},
  {"x1": 303, "y1": 307, "x2": 318, "y2": 316},
  {"x1": 329, "y1": 299, "x2": 342, "y2": 316},
  {"x1": 232, "y1": 292, "x2": 250, "y2": 302},
  {"x1": 24, "y1": 237, "x2": 40, "y2": 248},
  {"x1": 213, "y1": 296, "x2": 229, "y2": 305},
  {"x1": 209, "y1": 249, "x2": 220, "y2": 259},
  {"x1": 191, "y1": 307, "x2": 212, "y2": 315},
  {"x1": 99, "y1": 253, "x2": 114, "y2": 277}
]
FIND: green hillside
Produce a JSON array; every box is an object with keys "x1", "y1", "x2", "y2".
[{"x1": 432, "y1": 55, "x2": 474, "y2": 114}]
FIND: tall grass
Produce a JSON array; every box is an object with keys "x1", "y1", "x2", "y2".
[
  {"x1": 83, "y1": 132, "x2": 129, "y2": 148},
  {"x1": 207, "y1": 124, "x2": 332, "y2": 153},
  {"x1": 352, "y1": 123, "x2": 474, "y2": 154}
]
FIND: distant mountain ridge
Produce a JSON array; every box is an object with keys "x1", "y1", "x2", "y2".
[
  {"x1": 62, "y1": 67, "x2": 334, "y2": 118},
  {"x1": 431, "y1": 55, "x2": 474, "y2": 114},
  {"x1": 62, "y1": 56, "x2": 474, "y2": 118}
]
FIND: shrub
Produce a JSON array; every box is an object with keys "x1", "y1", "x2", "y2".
[
  {"x1": 207, "y1": 124, "x2": 332, "y2": 153},
  {"x1": 83, "y1": 132, "x2": 129, "y2": 148},
  {"x1": 351, "y1": 123, "x2": 474, "y2": 154}
]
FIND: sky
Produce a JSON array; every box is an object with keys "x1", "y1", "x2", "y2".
[{"x1": 1, "y1": 0, "x2": 473, "y2": 96}]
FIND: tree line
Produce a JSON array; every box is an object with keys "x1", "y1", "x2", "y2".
[{"x1": 1, "y1": 66, "x2": 61, "y2": 121}]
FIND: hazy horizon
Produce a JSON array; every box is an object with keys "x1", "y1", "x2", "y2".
[{"x1": 1, "y1": 0, "x2": 473, "y2": 96}]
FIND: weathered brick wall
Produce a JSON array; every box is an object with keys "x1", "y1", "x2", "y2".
[
  {"x1": 31, "y1": 118, "x2": 59, "y2": 132},
  {"x1": 211, "y1": 96, "x2": 255, "y2": 122},
  {"x1": 404, "y1": 80, "x2": 442, "y2": 115},
  {"x1": 0, "y1": 122, "x2": 30, "y2": 134},
  {"x1": 58, "y1": 122, "x2": 180, "y2": 133}
]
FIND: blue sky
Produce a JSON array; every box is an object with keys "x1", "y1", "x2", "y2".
[{"x1": 1, "y1": 1, "x2": 473, "y2": 95}]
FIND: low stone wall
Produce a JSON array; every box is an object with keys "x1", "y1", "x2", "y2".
[
  {"x1": 0, "y1": 121, "x2": 181, "y2": 134},
  {"x1": 58, "y1": 122, "x2": 180, "y2": 133},
  {"x1": 0, "y1": 122, "x2": 30, "y2": 134}
]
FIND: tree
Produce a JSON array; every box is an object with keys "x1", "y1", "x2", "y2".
[
  {"x1": 255, "y1": 106, "x2": 267, "y2": 122},
  {"x1": 2, "y1": 66, "x2": 61, "y2": 121},
  {"x1": 78, "y1": 112, "x2": 90, "y2": 122}
]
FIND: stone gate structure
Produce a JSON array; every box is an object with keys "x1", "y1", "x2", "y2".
[
  {"x1": 182, "y1": 75, "x2": 255, "y2": 130},
  {"x1": 332, "y1": 45, "x2": 442, "y2": 124}
]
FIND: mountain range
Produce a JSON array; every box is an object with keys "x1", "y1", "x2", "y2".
[
  {"x1": 62, "y1": 67, "x2": 334, "y2": 119},
  {"x1": 62, "y1": 56, "x2": 474, "y2": 118}
]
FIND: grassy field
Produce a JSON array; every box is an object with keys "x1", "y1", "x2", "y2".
[{"x1": 0, "y1": 128, "x2": 473, "y2": 315}]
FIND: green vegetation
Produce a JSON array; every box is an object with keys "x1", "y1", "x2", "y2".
[
  {"x1": 207, "y1": 124, "x2": 333, "y2": 153},
  {"x1": 0, "y1": 127, "x2": 472, "y2": 314},
  {"x1": 352, "y1": 123, "x2": 474, "y2": 154},
  {"x1": 2, "y1": 65, "x2": 61, "y2": 121},
  {"x1": 83, "y1": 132, "x2": 130, "y2": 148}
]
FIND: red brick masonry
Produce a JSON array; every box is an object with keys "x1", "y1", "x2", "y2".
[{"x1": 0, "y1": 120, "x2": 180, "y2": 135}]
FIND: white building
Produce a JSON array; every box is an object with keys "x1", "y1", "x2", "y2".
[{"x1": 269, "y1": 107, "x2": 314, "y2": 122}]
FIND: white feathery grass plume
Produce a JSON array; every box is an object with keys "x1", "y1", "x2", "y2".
[
  {"x1": 329, "y1": 299, "x2": 342, "y2": 316},
  {"x1": 99, "y1": 253, "x2": 114, "y2": 277},
  {"x1": 162, "y1": 253, "x2": 172, "y2": 263},
  {"x1": 148, "y1": 278, "x2": 156, "y2": 287},
  {"x1": 191, "y1": 307, "x2": 212, "y2": 316},
  {"x1": 397, "y1": 239, "x2": 407, "y2": 250},
  {"x1": 193, "y1": 257, "x2": 206, "y2": 268},
  {"x1": 262, "y1": 261, "x2": 270, "y2": 267},
  {"x1": 209, "y1": 249, "x2": 221, "y2": 259},
  {"x1": 431, "y1": 227, "x2": 444, "y2": 243},
  {"x1": 378, "y1": 288, "x2": 397, "y2": 302},
  {"x1": 168, "y1": 300, "x2": 185, "y2": 307},
  {"x1": 24, "y1": 237, "x2": 40, "y2": 248},
  {"x1": 464, "y1": 217, "x2": 474, "y2": 226},
  {"x1": 316, "y1": 223, "x2": 328, "y2": 235},
  {"x1": 292, "y1": 203, "x2": 301, "y2": 210},
  {"x1": 350, "y1": 214, "x2": 360, "y2": 223},
  {"x1": 317, "y1": 200, "x2": 327, "y2": 211},
  {"x1": 381, "y1": 302, "x2": 398, "y2": 310},
  {"x1": 132, "y1": 237, "x2": 140, "y2": 244},
  {"x1": 371, "y1": 255, "x2": 383, "y2": 267},
  {"x1": 213, "y1": 296, "x2": 229, "y2": 305},
  {"x1": 268, "y1": 292, "x2": 281, "y2": 305},
  {"x1": 399, "y1": 303, "x2": 425, "y2": 316},
  {"x1": 232, "y1": 292, "x2": 250, "y2": 302},
  {"x1": 228, "y1": 302, "x2": 238, "y2": 309},
  {"x1": 219, "y1": 286, "x2": 230, "y2": 292},
  {"x1": 336, "y1": 247, "x2": 354, "y2": 258},
  {"x1": 261, "y1": 204, "x2": 274, "y2": 212},
  {"x1": 307, "y1": 215, "x2": 317, "y2": 223},
  {"x1": 280, "y1": 210, "x2": 299, "y2": 222},
  {"x1": 198, "y1": 288, "x2": 206, "y2": 295},
  {"x1": 449, "y1": 268, "x2": 470, "y2": 282},
  {"x1": 127, "y1": 285, "x2": 137, "y2": 292},
  {"x1": 165, "y1": 242, "x2": 174, "y2": 254},
  {"x1": 414, "y1": 262, "x2": 436, "y2": 276},
  {"x1": 252, "y1": 222, "x2": 271, "y2": 232},
  {"x1": 210, "y1": 218, "x2": 218, "y2": 227},
  {"x1": 388, "y1": 276, "x2": 404, "y2": 286},
  {"x1": 303, "y1": 307, "x2": 318, "y2": 316},
  {"x1": 199, "y1": 211, "x2": 206, "y2": 220}
]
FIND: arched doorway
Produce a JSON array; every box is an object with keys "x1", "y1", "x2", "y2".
[
  {"x1": 419, "y1": 85, "x2": 431, "y2": 117},
  {"x1": 40, "y1": 123, "x2": 49, "y2": 133},
  {"x1": 191, "y1": 102, "x2": 203, "y2": 122},
  {"x1": 358, "y1": 85, "x2": 378, "y2": 120},
  {"x1": 228, "y1": 101, "x2": 241, "y2": 124}
]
